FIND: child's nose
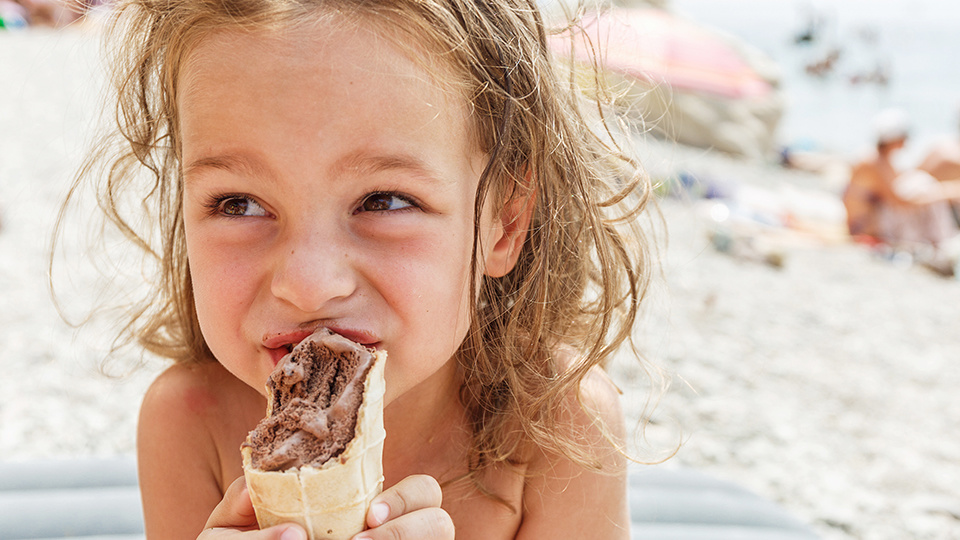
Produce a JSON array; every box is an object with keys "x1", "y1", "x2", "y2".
[{"x1": 270, "y1": 231, "x2": 357, "y2": 313}]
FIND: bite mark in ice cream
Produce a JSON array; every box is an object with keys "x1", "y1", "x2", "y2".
[
  {"x1": 241, "y1": 327, "x2": 386, "y2": 540},
  {"x1": 244, "y1": 328, "x2": 377, "y2": 472}
]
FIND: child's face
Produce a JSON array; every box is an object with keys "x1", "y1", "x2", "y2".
[{"x1": 179, "y1": 21, "x2": 503, "y2": 405}]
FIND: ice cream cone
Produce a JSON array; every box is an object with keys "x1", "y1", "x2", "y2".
[{"x1": 242, "y1": 348, "x2": 386, "y2": 540}]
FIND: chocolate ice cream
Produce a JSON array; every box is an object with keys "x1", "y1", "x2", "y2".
[{"x1": 244, "y1": 328, "x2": 378, "y2": 472}]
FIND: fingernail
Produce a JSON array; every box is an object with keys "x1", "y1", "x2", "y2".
[
  {"x1": 280, "y1": 527, "x2": 306, "y2": 540},
  {"x1": 371, "y1": 501, "x2": 390, "y2": 525}
]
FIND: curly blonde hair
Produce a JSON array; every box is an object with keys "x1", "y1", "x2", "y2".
[{"x1": 59, "y1": 0, "x2": 655, "y2": 489}]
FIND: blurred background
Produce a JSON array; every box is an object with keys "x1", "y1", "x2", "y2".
[
  {"x1": 670, "y1": 0, "x2": 960, "y2": 166},
  {"x1": 1, "y1": 1, "x2": 958, "y2": 539}
]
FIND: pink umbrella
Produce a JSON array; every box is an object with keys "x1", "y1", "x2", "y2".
[{"x1": 550, "y1": 8, "x2": 773, "y2": 100}]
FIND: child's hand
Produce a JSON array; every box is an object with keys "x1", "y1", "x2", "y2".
[
  {"x1": 354, "y1": 474, "x2": 454, "y2": 540},
  {"x1": 199, "y1": 475, "x2": 451, "y2": 540},
  {"x1": 199, "y1": 477, "x2": 307, "y2": 540}
]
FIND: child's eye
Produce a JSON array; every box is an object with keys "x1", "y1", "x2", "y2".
[
  {"x1": 355, "y1": 192, "x2": 417, "y2": 214},
  {"x1": 207, "y1": 195, "x2": 269, "y2": 217}
]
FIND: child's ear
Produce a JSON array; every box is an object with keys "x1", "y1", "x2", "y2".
[{"x1": 483, "y1": 174, "x2": 536, "y2": 278}]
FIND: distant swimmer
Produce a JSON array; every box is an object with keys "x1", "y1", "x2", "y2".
[{"x1": 805, "y1": 48, "x2": 841, "y2": 77}]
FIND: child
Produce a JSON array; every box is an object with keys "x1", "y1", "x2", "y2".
[{"x1": 67, "y1": 0, "x2": 654, "y2": 538}]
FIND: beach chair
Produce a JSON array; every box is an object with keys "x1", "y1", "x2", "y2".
[
  {"x1": 629, "y1": 466, "x2": 820, "y2": 539},
  {"x1": 0, "y1": 457, "x2": 142, "y2": 540},
  {"x1": 0, "y1": 456, "x2": 820, "y2": 539}
]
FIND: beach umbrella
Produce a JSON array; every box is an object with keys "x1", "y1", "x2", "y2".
[
  {"x1": 549, "y1": 6, "x2": 783, "y2": 158},
  {"x1": 551, "y1": 7, "x2": 774, "y2": 100}
]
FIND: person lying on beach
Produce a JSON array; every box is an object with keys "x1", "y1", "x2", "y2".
[
  {"x1": 56, "y1": 1, "x2": 656, "y2": 538},
  {"x1": 843, "y1": 109, "x2": 960, "y2": 252},
  {"x1": 9, "y1": 0, "x2": 82, "y2": 26}
]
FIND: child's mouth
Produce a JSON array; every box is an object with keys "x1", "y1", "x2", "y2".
[
  {"x1": 264, "y1": 327, "x2": 380, "y2": 365},
  {"x1": 324, "y1": 327, "x2": 381, "y2": 349},
  {"x1": 267, "y1": 345, "x2": 293, "y2": 366}
]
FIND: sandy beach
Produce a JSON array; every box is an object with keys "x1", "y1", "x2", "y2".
[{"x1": 1, "y1": 28, "x2": 958, "y2": 540}]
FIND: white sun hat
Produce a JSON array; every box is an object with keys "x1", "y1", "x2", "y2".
[{"x1": 873, "y1": 107, "x2": 911, "y2": 144}]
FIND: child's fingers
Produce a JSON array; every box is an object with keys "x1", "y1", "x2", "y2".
[
  {"x1": 201, "y1": 525, "x2": 307, "y2": 540},
  {"x1": 365, "y1": 474, "x2": 443, "y2": 528},
  {"x1": 200, "y1": 476, "x2": 308, "y2": 540},
  {"x1": 355, "y1": 508, "x2": 454, "y2": 540},
  {"x1": 204, "y1": 476, "x2": 257, "y2": 529}
]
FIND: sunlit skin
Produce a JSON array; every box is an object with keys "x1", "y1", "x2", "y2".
[
  {"x1": 181, "y1": 35, "x2": 491, "y2": 410},
  {"x1": 136, "y1": 16, "x2": 628, "y2": 540},
  {"x1": 845, "y1": 139, "x2": 908, "y2": 237}
]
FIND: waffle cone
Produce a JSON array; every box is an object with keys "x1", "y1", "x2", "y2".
[{"x1": 242, "y1": 349, "x2": 386, "y2": 540}]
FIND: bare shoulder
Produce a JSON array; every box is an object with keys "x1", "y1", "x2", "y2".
[
  {"x1": 584, "y1": 365, "x2": 627, "y2": 428},
  {"x1": 139, "y1": 361, "x2": 221, "y2": 452},
  {"x1": 140, "y1": 360, "x2": 263, "y2": 446},
  {"x1": 556, "y1": 346, "x2": 626, "y2": 436},
  {"x1": 515, "y1": 349, "x2": 630, "y2": 540},
  {"x1": 138, "y1": 360, "x2": 265, "y2": 538},
  {"x1": 143, "y1": 359, "x2": 258, "y2": 412}
]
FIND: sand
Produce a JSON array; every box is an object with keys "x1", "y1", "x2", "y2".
[
  {"x1": 616, "y1": 144, "x2": 960, "y2": 540},
  {"x1": 1, "y1": 28, "x2": 958, "y2": 540}
]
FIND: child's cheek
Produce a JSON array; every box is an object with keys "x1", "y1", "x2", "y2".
[{"x1": 186, "y1": 230, "x2": 261, "y2": 358}]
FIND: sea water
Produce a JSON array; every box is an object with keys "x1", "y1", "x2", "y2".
[{"x1": 671, "y1": 0, "x2": 960, "y2": 166}]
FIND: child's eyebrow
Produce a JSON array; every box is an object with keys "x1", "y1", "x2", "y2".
[
  {"x1": 182, "y1": 153, "x2": 271, "y2": 182},
  {"x1": 182, "y1": 150, "x2": 452, "y2": 188},
  {"x1": 335, "y1": 151, "x2": 450, "y2": 187}
]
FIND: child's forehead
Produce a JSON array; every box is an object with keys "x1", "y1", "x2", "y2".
[
  {"x1": 175, "y1": 15, "x2": 495, "y2": 185},
  {"x1": 176, "y1": 13, "x2": 485, "y2": 155},
  {"x1": 179, "y1": 10, "x2": 464, "y2": 89}
]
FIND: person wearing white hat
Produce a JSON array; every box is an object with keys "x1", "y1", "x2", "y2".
[{"x1": 844, "y1": 108, "x2": 913, "y2": 241}]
